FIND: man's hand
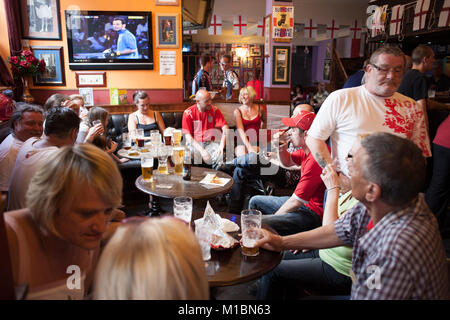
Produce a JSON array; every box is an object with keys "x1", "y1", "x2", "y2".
[
  {"x1": 85, "y1": 123, "x2": 104, "y2": 143},
  {"x1": 253, "y1": 228, "x2": 284, "y2": 252}
]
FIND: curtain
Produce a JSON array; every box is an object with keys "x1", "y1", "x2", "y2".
[
  {"x1": 4, "y1": 0, "x2": 24, "y2": 100},
  {"x1": 0, "y1": 56, "x2": 14, "y2": 87}
]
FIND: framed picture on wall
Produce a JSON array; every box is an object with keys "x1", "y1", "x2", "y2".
[
  {"x1": 250, "y1": 45, "x2": 261, "y2": 57},
  {"x1": 31, "y1": 46, "x2": 65, "y2": 86},
  {"x1": 272, "y1": 46, "x2": 290, "y2": 85},
  {"x1": 75, "y1": 71, "x2": 106, "y2": 88},
  {"x1": 155, "y1": 14, "x2": 179, "y2": 48},
  {"x1": 264, "y1": 14, "x2": 271, "y2": 57},
  {"x1": 254, "y1": 58, "x2": 261, "y2": 68},
  {"x1": 19, "y1": 0, "x2": 62, "y2": 40}
]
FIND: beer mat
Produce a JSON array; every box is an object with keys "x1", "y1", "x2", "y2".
[
  {"x1": 199, "y1": 173, "x2": 231, "y2": 187},
  {"x1": 155, "y1": 184, "x2": 173, "y2": 189}
]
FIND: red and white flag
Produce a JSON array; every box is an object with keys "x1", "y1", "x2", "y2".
[
  {"x1": 304, "y1": 18, "x2": 317, "y2": 39},
  {"x1": 326, "y1": 19, "x2": 340, "y2": 39},
  {"x1": 349, "y1": 20, "x2": 362, "y2": 39},
  {"x1": 257, "y1": 18, "x2": 265, "y2": 37},
  {"x1": 233, "y1": 16, "x2": 247, "y2": 35},
  {"x1": 208, "y1": 15, "x2": 222, "y2": 35},
  {"x1": 389, "y1": 5, "x2": 404, "y2": 36},
  {"x1": 438, "y1": 0, "x2": 450, "y2": 27},
  {"x1": 183, "y1": 29, "x2": 198, "y2": 35},
  {"x1": 413, "y1": 0, "x2": 430, "y2": 31}
]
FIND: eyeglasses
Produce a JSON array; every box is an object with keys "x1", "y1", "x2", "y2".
[{"x1": 370, "y1": 63, "x2": 403, "y2": 76}]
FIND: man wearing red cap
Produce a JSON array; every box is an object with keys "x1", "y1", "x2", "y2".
[{"x1": 246, "y1": 110, "x2": 328, "y2": 236}]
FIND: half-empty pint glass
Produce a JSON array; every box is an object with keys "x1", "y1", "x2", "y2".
[
  {"x1": 173, "y1": 196, "x2": 193, "y2": 226},
  {"x1": 173, "y1": 146, "x2": 184, "y2": 175},
  {"x1": 141, "y1": 153, "x2": 154, "y2": 182},
  {"x1": 172, "y1": 129, "x2": 182, "y2": 146},
  {"x1": 241, "y1": 209, "x2": 262, "y2": 256}
]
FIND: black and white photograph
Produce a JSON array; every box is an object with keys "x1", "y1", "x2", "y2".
[{"x1": 19, "y1": 0, "x2": 61, "y2": 39}]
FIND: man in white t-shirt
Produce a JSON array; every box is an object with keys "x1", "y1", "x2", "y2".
[
  {"x1": 0, "y1": 104, "x2": 44, "y2": 192},
  {"x1": 306, "y1": 45, "x2": 431, "y2": 178},
  {"x1": 8, "y1": 107, "x2": 80, "y2": 210}
]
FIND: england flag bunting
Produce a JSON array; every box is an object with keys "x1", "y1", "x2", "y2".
[
  {"x1": 389, "y1": 5, "x2": 404, "y2": 36},
  {"x1": 257, "y1": 18, "x2": 265, "y2": 37},
  {"x1": 208, "y1": 15, "x2": 222, "y2": 35},
  {"x1": 304, "y1": 18, "x2": 318, "y2": 39},
  {"x1": 233, "y1": 16, "x2": 247, "y2": 35},
  {"x1": 326, "y1": 19, "x2": 340, "y2": 39},
  {"x1": 438, "y1": 0, "x2": 450, "y2": 27},
  {"x1": 349, "y1": 19, "x2": 362, "y2": 39},
  {"x1": 413, "y1": 0, "x2": 430, "y2": 31}
]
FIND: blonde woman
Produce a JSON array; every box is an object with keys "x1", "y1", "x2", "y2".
[
  {"x1": 233, "y1": 86, "x2": 267, "y2": 157},
  {"x1": 128, "y1": 91, "x2": 166, "y2": 138},
  {"x1": 4, "y1": 144, "x2": 124, "y2": 299},
  {"x1": 94, "y1": 217, "x2": 209, "y2": 300}
]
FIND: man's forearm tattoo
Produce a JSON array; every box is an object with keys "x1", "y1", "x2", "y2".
[{"x1": 315, "y1": 152, "x2": 327, "y2": 169}]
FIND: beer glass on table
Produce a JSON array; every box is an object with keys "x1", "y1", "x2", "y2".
[
  {"x1": 157, "y1": 145, "x2": 169, "y2": 174},
  {"x1": 173, "y1": 146, "x2": 184, "y2": 175},
  {"x1": 173, "y1": 196, "x2": 193, "y2": 227},
  {"x1": 163, "y1": 131, "x2": 172, "y2": 146},
  {"x1": 150, "y1": 130, "x2": 161, "y2": 145},
  {"x1": 122, "y1": 132, "x2": 131, "y2": 150},
  {"x1": 172, "y1": 129, "x2": 182, "y2": 146},
  {"x1": 136, "y1": 128, "x2": 145, "y2": 149},
  {"x1": 241, "y1": 209, "x2": 262, "y2": 256},
  {"x1": 141, "y1": 153, "x2": 154, "y2": 182}
]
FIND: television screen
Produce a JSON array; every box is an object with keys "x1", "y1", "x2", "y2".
[{"x1": 65, "y1": 10, "x2": 153, "y2": 70}]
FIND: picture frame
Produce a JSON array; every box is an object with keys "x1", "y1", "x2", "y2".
[
  {"x1": 254, "y1": 58, "x2": 261, "y2": 68},
  {"x1": 272, "y1": 46, "x2": 290, "y2": 85},
  {"x1": 155, "y1": 13, "x2": 179, "y2": 48},
  {"x1": 75, "y1": 72, "x2": 107, "y2": 88},
  {"x1": 247, "y1": 57, "x2": 253, "y2": 69},
  {"x1": 19, "y1": 0, "x2": 62, "y2": 40},
  {"x1": 79, "y1": 88, "x2": 94, "y2": 107},
  {"x1": 264, "y1": 14, "x2": 271, "y2": 57},
  {"x1": 272, "y1": 5, "x2": 294, "y2": 42},
  {"x1": 31, "y1": 46, "x2": 65, "y2": 86},
  {"x1": 250, "y1": 45, "x2": 261, "y2": 57},
  {"x1": 155, "y1": 0, "x2": 179, "y2": 5}
]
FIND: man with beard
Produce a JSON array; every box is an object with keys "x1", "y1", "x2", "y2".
[{"x1": 306, "y1": 46, "x2": 431, "y2": 183}]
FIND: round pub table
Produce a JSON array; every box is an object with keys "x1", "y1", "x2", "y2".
[{"x1": 135, "y1": 166, "x2": 234, "y2": 216}]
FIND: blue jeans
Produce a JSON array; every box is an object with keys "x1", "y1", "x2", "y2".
[
  {"x1": 249, "y1": 195, "x2": 322, "y2": 236},
  {"x1": 256, "y1": 250, "x2": 352, "y2": 300}
]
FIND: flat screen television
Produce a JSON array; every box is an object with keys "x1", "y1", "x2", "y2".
[{"x1": 65, "y1": 10, "x2": 153, "y2": 70}]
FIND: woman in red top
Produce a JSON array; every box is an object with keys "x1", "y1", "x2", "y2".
[{"x1": 234, "y1": 86, "x2": 267, "y2": 157}]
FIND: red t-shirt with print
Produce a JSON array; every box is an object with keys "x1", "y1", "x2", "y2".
[{"x1": 182, "y1": 104, "x2": 227, "y2": 142}]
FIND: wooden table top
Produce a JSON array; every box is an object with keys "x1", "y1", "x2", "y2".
[
  {"x1": 135, "y1": 166, "x2": 234, "y2": 200},
  {"x1": 192, "y1": 212, "x2": 283, "y2": 287}
]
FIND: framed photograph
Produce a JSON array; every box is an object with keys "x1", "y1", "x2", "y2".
[
  {"x1": 79, "y1": 88, "x2": 94, "y2": 107},
  {"x1": 31, "y1": 46, "x2": 65, "y2": 86},
  {"x1": 247, "y1": 57, "x2": 253, "y2": 69},
  {"x1": 232, "y1": 55, "x2": 240, "y2": 67},
  {"x1": 155, "y1": 14, "x2": 179, "y2": 48},
  {"x1": 272, "y1": 46, "x2": 291, "y2": 85},
  {"x1": 250, "y1": 45, "x2": 261, "y2": 57},
  {"x1": 254, "y1": 58, "x2": 261, "y2": 68},
  {"x1": 19, "y1": 0, "x2": 61, "y2": 40},
  {"x1": 264, "y1": 14, "x2": 271, "y2": 57},
  {"x1": 323, "y1": 59, "x2": 331, "y2": 81},
  {"x1": 75, "y1": 72, "x2": 106, "y2": 88},
  {"x1": 272, "y1": 5, "x2": 294, "y2": 42},
  {"x1": 155, "y1": 0, "x2": 179, "y2": 5}
]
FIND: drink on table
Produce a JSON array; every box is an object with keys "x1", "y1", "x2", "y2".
[
  {"x1": 122, "y1": 132, "x2": 132, "y2": 150},
  {"x1": 172, "y1": 129, "x2": 182, "y2": 146},
  {"x1": 141, "y1": 154, "x2": 154, "y2": 182},
  {"x1": 182, "y1": 148, "x2": 191, "y2": 181},
  {"x1": 136, "y1": 128, "x2": 145, "y2": 148},
  {"x1": 164, "y1": 133, "x2": 172, "y2": 146},
  {"x1": 240, "y1": 209, "x2": 262, "y2": 256},
  {"x1": 173, "y1": 196, "x2": 193, "y2": 227},
  {"x1": 173, "y1": 147, "x2": 184, "y2": 175},
  {"x1": 157, "y1": 145, "x2": 169, "y2": 174}
]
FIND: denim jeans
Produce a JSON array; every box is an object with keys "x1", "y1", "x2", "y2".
[
  {"x1": 249, "y1": 195, "x2": 322, "y2": 236},
  {"x1": 256, "y1": 249, "x2": 352, "y2": 300}
]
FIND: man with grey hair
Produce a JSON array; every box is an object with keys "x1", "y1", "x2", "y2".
[
  {"x1": 8, "y1": 107, "x2": 80, "y2": 210},
  {"x1": 255, "y1": 133, "x2": 448, "y2": 299},
  {"x1": 0, "y1": 103, "x2": 44, "y2": 193},
  {"x1": 306, "y1": 45, "x2": 431, "y2": 182}
]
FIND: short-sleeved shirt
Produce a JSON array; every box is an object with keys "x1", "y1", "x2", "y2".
[
  {"x1": 182, "y1": 104, "x2": 227, "y2": 143},
  {"x1": 192, "y1": 69, "x2": 213, "y2": 95},
  {"x1": 307, "y1": 85, "x2": 431, "y2": 177},
  {"x1": 0, "y1": 134, "x2": 24, "y2": 191},
  {"x1": 117, "y1": 29, "x2": 138, "y2": 59},
  {"x1": 334, "y1": 196, "x2": 449, "y2": 299},
  {"x1": 290, "y1": 148, "x2": 328, "y2": 217},
  {"x1": 397, "y1": 69, "x2": 428, "y2": 101}
]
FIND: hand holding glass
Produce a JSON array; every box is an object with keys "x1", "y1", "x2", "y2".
[{"x1": 241, "y1": 209, "x2": 262, "y2": 256}]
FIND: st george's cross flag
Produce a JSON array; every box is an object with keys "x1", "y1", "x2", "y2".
[
  {"x1": 208, "y1": 15, "x2": 222, "y2": 35},
  {"x1": 233, "y1": 16, "x2": 247, "y2": 35},
  {"x1": 413, "y1": 0, "x2": 430, "y2": 31},
  {"x1": 438, "y1": 0, "x2": 450, "y2": 27},
  {"x1": 304, "y1": 18, "x2": 318, "y2": 39},
  {"x1": 389, "y1": 5, "x2": 404, "y2": 36}
]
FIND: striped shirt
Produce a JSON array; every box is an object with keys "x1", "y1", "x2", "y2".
[{"x1": 334, "y1": 196, "x2": 449, "y2": 300}]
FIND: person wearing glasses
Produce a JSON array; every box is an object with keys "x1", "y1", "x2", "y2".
[{"x1": 305, "y1": 46, "x2": 431, "y2": 189}]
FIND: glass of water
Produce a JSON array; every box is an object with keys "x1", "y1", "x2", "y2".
[{"x1": 173, "y1": 196, "x2": 193, "y2": 227}]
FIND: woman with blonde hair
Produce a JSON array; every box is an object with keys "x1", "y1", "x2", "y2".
[
  {"x1": 233, "y1": 86, "x2": 267, "y2": 157},
  {"x1": 4, "y1": 143, "x2": 124, "y2": 299},
  {"x1": 128, "y1": 90, "x2": 166, "y2": 138},
  {"x1": 94, "y1": 217, "x2": 209, "y2": 300}
]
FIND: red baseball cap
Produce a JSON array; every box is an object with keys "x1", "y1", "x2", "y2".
[{"x1": 282, "y1": 110, "x2": 315, "y2": 131}]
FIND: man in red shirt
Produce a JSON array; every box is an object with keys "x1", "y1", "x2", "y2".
[
  {"x1": 248, "y1": 110, "x2": 327, "y2": 236},
  {"x1": 182, "y1": 89, "x2": 229, "y2": 169}
]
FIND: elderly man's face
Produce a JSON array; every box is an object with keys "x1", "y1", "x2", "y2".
[
  {"x1": 54, "y1": 184, "x2": 113, "y2": 250},
  {"x1": 365, "y1": 53, "x2": 405, "y2": 97},
  {"x1": 14, "y1": 111, "x2": 44, "y2": 142}
]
